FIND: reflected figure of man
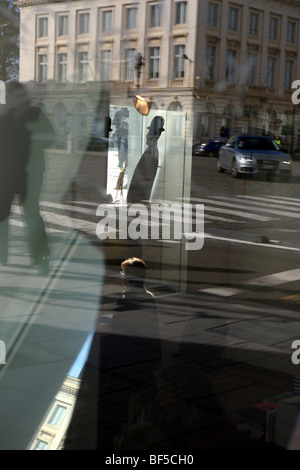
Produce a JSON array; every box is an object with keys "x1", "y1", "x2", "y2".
[
  {"x1": 0, "y1": 81, "x2": 54, "y2": 273},
  {"x1": 126, "y1": 115, "x2": 165, "y2": 204}
]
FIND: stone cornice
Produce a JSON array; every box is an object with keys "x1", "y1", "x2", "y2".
[{"x1": 16, "y1": 0, "x2": 80, "y2": 8}]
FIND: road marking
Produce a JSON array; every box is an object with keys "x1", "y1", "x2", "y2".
[
  {"x1": 200, "y1": 287, "x2": 244, "y2": 297},
  {"x1": 236, "y1": 195, "x2": 300, "y2": 209},
  {"x1": 246, "y1": 269, "x2": 300, "y2": 287},
  {"x1": 205, "y1": 232, "x2": 300, "y2": 251},
  {"x1": 203, "y1": 205, "x2": 272, "y2": 221},
  {"x1": 199, "y1": 269, "x2": 300, "y2": 297},
  {"x1": 193, "y1": 197, "x2": 300, "y2": 219},
  {"x1": 220, "y1": 195, "x2": 300, "y2": 213}
]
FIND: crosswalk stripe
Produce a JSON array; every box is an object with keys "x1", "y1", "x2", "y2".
[
  {"x1": 219, "y1": 195, "x2": 300, "y2": 212},
  {"x1": 246, "y1": 269, "x2": 300, "y2": 287},
  {"x1": 236, "y1": 195, "x2": 300, "y2": 208},
  {"x1": 199, "y1": 269, "x2": 300, "y2": 298},
  {"x1": 201, "y1": 204, "x2": 272, "y2": 221},
  {"x1": 193, "y1": 197, "x2": 300, "y2": 219},
  {"x1": 40, "y1": 201, "x2": 96, "y2": 216},
  {"x1": 10, "y1": 205, "x2": 96, "y2": 234}
]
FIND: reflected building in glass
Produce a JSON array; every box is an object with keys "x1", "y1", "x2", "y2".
[{"x1": 17, "y1": 0, "x2": 300, "y2": 150}]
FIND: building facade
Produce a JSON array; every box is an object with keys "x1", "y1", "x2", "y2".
[
  {"x1": 17, "y1": 0, "x2": 300, "y2": 150},
  {"x1": 28, "y1": 375, "x2": 80, "y2": 450}
]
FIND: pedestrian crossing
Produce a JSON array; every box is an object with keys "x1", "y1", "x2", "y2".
[{"x1": 7, "y1": 194, "x2": 300, "y2": 238}]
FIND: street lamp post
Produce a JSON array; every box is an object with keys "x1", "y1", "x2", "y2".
[{"x1": 134, "y1": 53, "x2": 144, "y2": 89}]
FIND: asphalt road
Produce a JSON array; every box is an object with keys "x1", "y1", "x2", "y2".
[{"x1": 188, "y1": 155, "x2": 300, "y2": 309}]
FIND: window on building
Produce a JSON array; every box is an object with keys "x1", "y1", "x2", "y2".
[
  {"x1": 34, "y1": 439, "x2": 48, "y2": 450},
  {"x1": 126, "y1": 7, "x2": 137, "y2": 30},
  {"x1": 100, "y1": 50, "x2": 111, "y2": 81},
  {"x1": 269, "y1": 17, "x2": 279, "y2": 40},
  {"x1": 226, "y1": 49, "x2": 237, "y2": 83},
  {"x1": 287, "y1": 21, "x2": 296, "y2": 43},
  {"x1": 207, "y1": 2, "x2": 218, "y2": 28},
  {"x1": 149, "y1": 46, "x2": 160, "y2": 78},
  {"x1": 201, "y1": 104, "x2": 214, "y2": 138},
  {"x1": 174, "y1": 45, "x2": 185, "y2": 78},
  {"x1": 102, "y1": 10, "x2": 113, "y2": 32},
  {"x1": 48, "y1": 405, "x2": 67, "y2": 426},
  {"x1": 54, "y1": 102, "x2": 69, "y2": 136},
  {"x1": 78, "y1": 51, "x2": 88, "y2": 81},
  {"x1": 266, "y1": 56, "x2": 277, "y2": 88},
  {"x1": 125, "y1": 48, "x2": 136, "y2": 81},
  {"x1": 247, "y1": 53, "x2": 258, "y2": 85},
  {"x1": 249, "y1": 12, "x2": 259, "y2": 36},
  {"x1": 38, "y1": 17, "x2": 48, "y2": 38},
  {"x1": 57, "y1": 52, "x2": 67, "y2": 82},
  {"x1": 38, "y1": 54, "x2": 48, "y2": 82},
  {"x1": 228, "y1": 7, "x2": 239, "y2": 32},
  {"x1": 205, "y1": 45, "x2": 216, "y2": 80},
  {"x1": 58, "y1": 15, "x2": 68, "y2": 36},
  {"x1": 150, "y1": 3, "x2": 162, "y2": 28},
  {"x1": 284, "y1": 59, "x2": 294, "y2": 90},
  {"x1": 175, "y1": 2, "x2": 187, "y2": 25},
  {"x1": 79, "y1": 12, "x2": 89, "y2": 35},
  {"x1": 75, "y1": 102, "x2": 87, "y2": 135}
]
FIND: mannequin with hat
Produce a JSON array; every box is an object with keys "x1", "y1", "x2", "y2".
[{"x1": 127, "y1": 116, "x2": 164, "y2": 204}]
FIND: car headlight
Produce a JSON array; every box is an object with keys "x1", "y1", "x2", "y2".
[
  {"x1": 282, "y1": 160, "x2": 291, "y2": 165},
  {"x1": 239, "y1": 155, "x2": 253, "y2": 163}
]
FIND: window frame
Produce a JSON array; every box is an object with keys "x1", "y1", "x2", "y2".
[
  {"x1": 228, "y1": 6, "x2": 239, "y2": 32},
  {"x1": 100, "y1": 49, "x2": 111, "y2": 82},
  {"x1": 249, "y1": 12, "x2": 259, "y2": 36},
  {"x1": 37, "y1": 16, "x2": 48, "y2": 39},
  {"x1": 175, "y1": 1, "x2": 187, "y2": 25},
  {"x1": 287, "y1": 20, "x2": 296, "y2": 44},
  {"x1": 149, "y1": 3, "x2": 162, "y2": 28},
  {"x1": 125, "y1": 6, "x2": 138, "y2": 30},
  {"x1": 284, "y1": 59, "x2": 294, "y2": 91},
  {"x1": 207, "y1": 2, "x2": 218, "y2": 28},
  {"x1": 124, "y1": 48, "x2": 136, "y2": 81},
  {"x1": 205, "y1": 44, "x2": 217, "y2": 81},
  {"x1": 149, "y1": 46, "x2": 160, "y2": 79},
  {"x1": 78, "y1": 50, "x2": 89, "y2": 82},
  {"x1": 173, "y1": 44, "x2": 186, "y2": 79},
  {"x1": 57, "y1": 51, "x2": 68, "y2": 83},
  {"x1": 48, "y1": 404, "x2": 67, "y2": 427},
  {"x1": 57, "y1": 14, "x2": 69, "y2": 37},
  {"x1": 78, "y1": 11, "x2": 90, "y2": 36},
  {"x1": 269, "y1": 16, "x2": 279, "y2": 40},
  {"x1": 37, "y1": 53, "x2": 48, "y2": 83},
  {"x1": 102, "y1": 9, "x2": 113, "y2": 33},
  {"x1": 225, "y1": 49, "x2": 237, "y2": 84},
  {"x1": 266, "y1": 56, "x2": 277, "y2": 88}
]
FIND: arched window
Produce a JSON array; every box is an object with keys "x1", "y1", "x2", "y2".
[
  {"x1": 223, "y1": 105, "x2": 234, "y2": 134},
  {"x1": 167, "y1": 100, "x2": 183, "y2": 136},
  {"x1": 200, "y1": 103, "x2": 214, "y2": 138},
  {"x1": 75, "y1": 102, "x2": 87, "y2": 135},
  {"x1": 54, "y1": 102, "x2": 69, "y2": 135}
]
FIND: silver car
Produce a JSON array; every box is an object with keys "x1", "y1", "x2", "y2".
[{"x1": 217, "y1": 135, "x2": 292, "y2": 181}]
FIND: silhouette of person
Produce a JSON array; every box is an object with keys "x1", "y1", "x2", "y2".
[
  {"x1": 0, "y1": 81, "x2": 54, "y2": 273},
  {"x1": 64, "y1": 257, "x2": 162, "y2": 450},
  {"x1": 126, "y1": 115, "x2": 164, "y2": 204}
]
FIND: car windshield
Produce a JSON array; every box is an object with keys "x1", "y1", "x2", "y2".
[{"x1": 237, "y1": 137, "x2": 278, "y2": 150}]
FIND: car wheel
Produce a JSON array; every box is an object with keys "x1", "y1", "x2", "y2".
[
  {"x1": 231, "y1": 158, "x2": 239, "y2": 178},
  {"x1": 217, "y1": 156, "x2": 224, "y2": 173}
]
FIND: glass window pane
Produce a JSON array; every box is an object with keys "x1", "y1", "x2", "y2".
[{"x1": 49, "y1": 405, "x2": 67, "y2": 426}]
